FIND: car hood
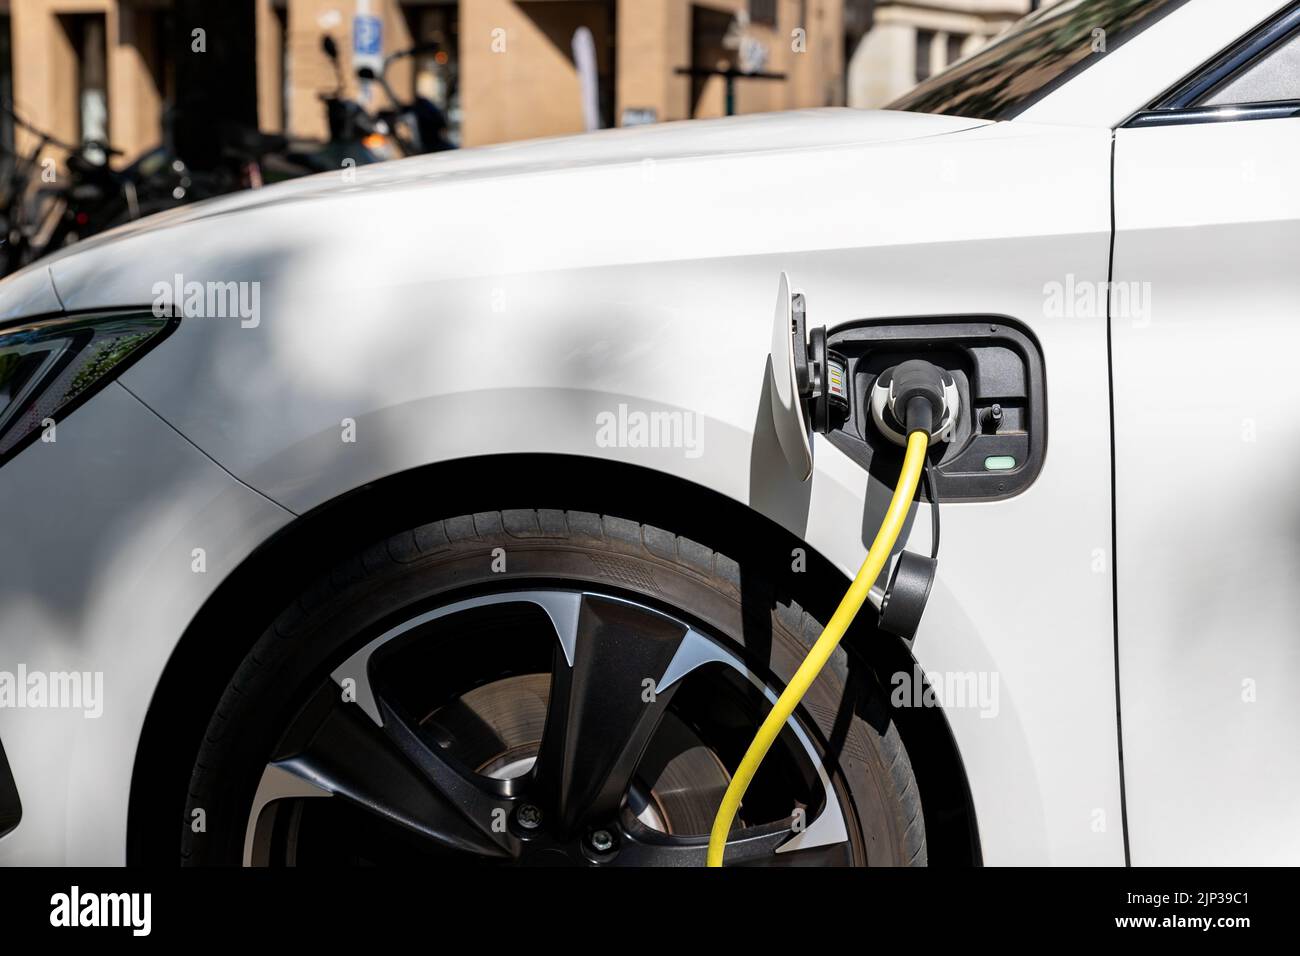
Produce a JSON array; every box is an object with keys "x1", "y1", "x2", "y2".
[
  {"x1": 2, "y1": 108, "x2": 989, "y2": 314},
  {"x1": 33, "y1": 110, "x2": 982, "y2": 249}
]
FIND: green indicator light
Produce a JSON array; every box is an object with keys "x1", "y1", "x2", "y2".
[{"x1": 984, "y1": 455, "x2": 1016, "y2": 472}]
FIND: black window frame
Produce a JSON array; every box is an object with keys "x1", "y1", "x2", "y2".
[
  {"x1": 946, "y1": 32, "x2": 966, "y2": 67},
  {"x1": 748, "y1": 0, "x2": 777, "y2": 28},
  {"x1": 1125, "y1": 2, "x2": 1300, "y2": 127}
]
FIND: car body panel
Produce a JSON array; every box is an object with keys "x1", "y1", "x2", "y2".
[
  {"x1": 1112, "y1": 116, "x2": 1300, "y2": 865},
  {"x1": 0, "y1": 265, "x2": 62, "y2": 322},
  {"x1": 37, "y1": 108, "x2": 988, "y2": 281},
  {"x1": 0, "y1": 113, "x2": 1123, "y2": 864},
  {"x1": 0, "y1": 383, "x2": 292, "y2": 864}
]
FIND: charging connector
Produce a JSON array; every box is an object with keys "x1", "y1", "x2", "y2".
[
  {"x1": 707, "y1": 384, "x2": 939, "y2": 865},
  {"x1": 869, "y1": 359, "x2": 960, "y2": 446},
  {"x1": 718, "y1": 293, "x2": 956, "y2": 866},
  {"x1": 868, "y1": 360, "x2": 951, "y2": 643}
]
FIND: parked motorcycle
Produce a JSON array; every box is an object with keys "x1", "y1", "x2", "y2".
[
  {"x1": 307, "y1": 34, "x2": 453, "y2": 165},
  {"x1": 300, "y1": 35, "x2": 392, "y2": 170},
  {"x1": 358, "y1": 41, "x2": 455, "y2": 155}
]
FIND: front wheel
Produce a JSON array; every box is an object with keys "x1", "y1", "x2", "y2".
[{"x1": 182, "y1": 510, "x2": 926, "y2": 867}]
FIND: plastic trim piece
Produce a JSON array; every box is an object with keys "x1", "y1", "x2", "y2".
[
  {"x1": 0, "y1": 737, "x2": 20, "y2": 840},
  {"x1": 1126, "y1": 100, "x2": 1300, "y2": 127},
  {"x1": 0, "y1": 309, "x2": 178, "y2": 470},
  {"x1": 1124, "y1": 2, "x2": 1300, "y2": 127}
]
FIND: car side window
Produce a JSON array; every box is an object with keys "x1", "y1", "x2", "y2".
[{"x1": 1200, "y1": 29, "x2": 1300, "y2": 106}]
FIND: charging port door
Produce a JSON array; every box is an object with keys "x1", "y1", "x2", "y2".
[{"x1": 768, "y1": 271, "x2": 814, "y2": 480}]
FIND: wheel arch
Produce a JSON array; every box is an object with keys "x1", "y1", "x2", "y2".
[{"x1": 128, "y1": 453, "x2": 980, "y2": 865}]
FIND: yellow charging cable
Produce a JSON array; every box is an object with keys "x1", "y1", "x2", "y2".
[{"x1": 706, "y1": 428, "x2": 930, "y2": 866}]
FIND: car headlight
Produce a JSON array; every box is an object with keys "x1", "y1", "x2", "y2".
[{"x1": 0, "y1": 311, "x2": 176, "y2": 467}]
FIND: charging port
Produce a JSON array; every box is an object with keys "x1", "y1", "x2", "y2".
[{"x1": 826, "y1": 318, "x2": 1046, "y2": 502}]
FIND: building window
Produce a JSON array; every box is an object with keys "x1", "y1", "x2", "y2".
[
  {"x1": 57, "y1": 14, "x2": 109, "y2": 161},
  {"x1": 915, "y1": 29, "x2": 935, "y2": 83},
  {"x1": 947, "y1": 33, "x2": 967, "y2": 65},
  {"x1": 749, "y1": 0, "x2": 777, "y2": 28}
]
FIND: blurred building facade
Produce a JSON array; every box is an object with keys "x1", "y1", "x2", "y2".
[
  {"x1": 0, "y1": 0, "x2": 1048, "y2": 165},
  {"x1": 847, "y1": 1, "x2": 1044, "y2": 108},
  {"x1": 270, "y1": 0, "x2": 852, "y2": 147}
]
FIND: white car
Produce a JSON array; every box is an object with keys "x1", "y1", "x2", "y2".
[{"x1": 0, "y1": 0, "x2": 1296, "y2": 867}]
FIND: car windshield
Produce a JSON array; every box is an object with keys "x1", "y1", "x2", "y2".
[{"x1": 888, "y1": 0, "x2": 1191, "y2": 120}]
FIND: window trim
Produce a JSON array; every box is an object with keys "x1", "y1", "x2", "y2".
[{"x1": 1124, "y1": 2, "x2": 1300, "y2": 127}]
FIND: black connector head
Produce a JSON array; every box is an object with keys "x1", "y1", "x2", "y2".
[{"x1": 890, "y1": 359, "x2": 949, "y2": 436}]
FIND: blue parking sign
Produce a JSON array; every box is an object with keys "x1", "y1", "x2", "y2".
[{"x1": 353, "y1": 15, "x2": 382, "y2": 57}]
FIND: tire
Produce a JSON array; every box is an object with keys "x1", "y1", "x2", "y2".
[{"x1": 182, "y1": 509, "x2": 926, "y2": 866}]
